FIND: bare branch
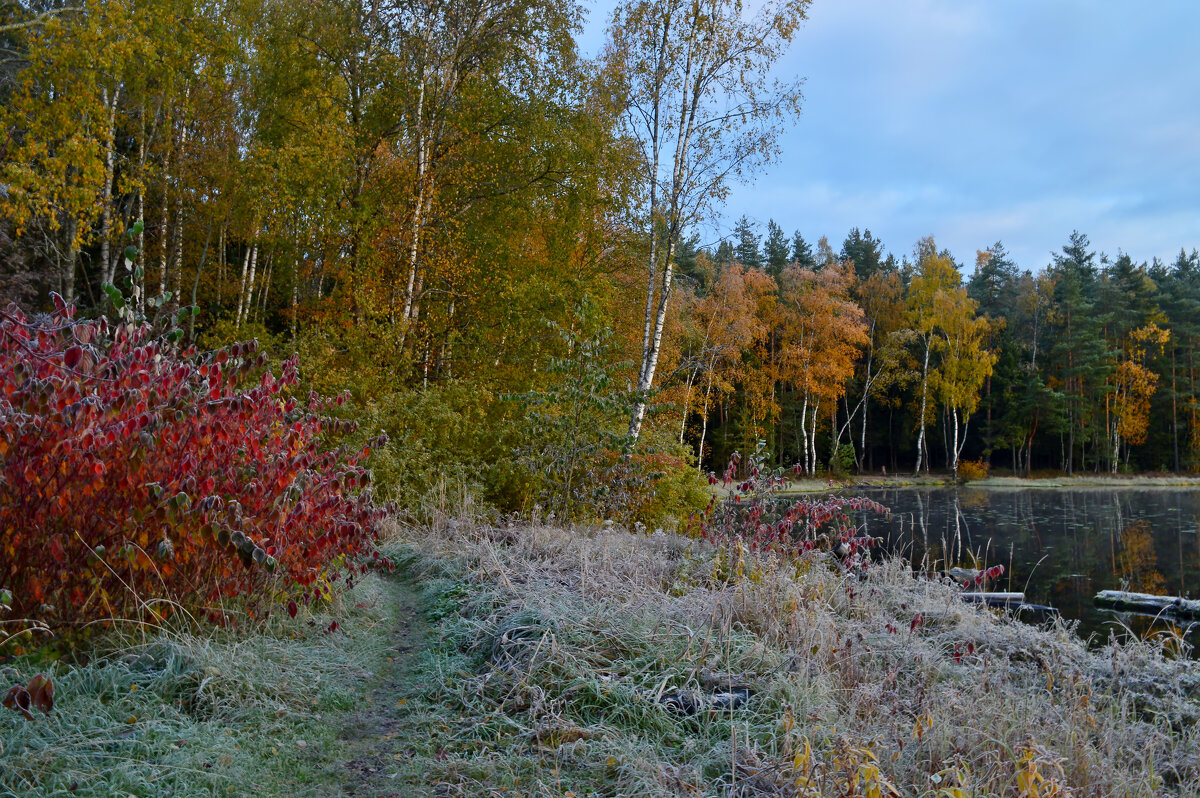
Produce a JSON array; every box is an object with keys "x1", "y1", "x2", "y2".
[{"x1": 0, "y1": 6, "x2": 83, "y2": 35}]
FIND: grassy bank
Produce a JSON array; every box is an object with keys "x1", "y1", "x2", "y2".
[
  {"x1": 387, "y1": 517, "x2": 1200, "y2": 796},
  {"x1": 5, "y1": 518, "x2": 1199, "y2": 796}
]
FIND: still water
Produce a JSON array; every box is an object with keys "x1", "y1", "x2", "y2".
[{"x1": 846, "y1": 487, "x2": 1200, "y2": 646}]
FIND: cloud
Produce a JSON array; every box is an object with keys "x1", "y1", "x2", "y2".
[{"x1": 580, "y1": 0, "x2": 1200, "y2": 267}]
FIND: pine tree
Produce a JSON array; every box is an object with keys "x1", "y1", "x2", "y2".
[
  {"x1": 715, "y1": 240, "x2": 735, "y2": 267},
  {"x1": 968, "y1": 241, "x2": 1019, "y2": 318},
  {"x1": 791, "y1": 230, "x2": 816, "y2": 269},
  {"x1": 841, "y1": 227, "x2": 885, "y2": 282},
  {"x1": 733, "y1": 215, "x2": 762, "y2": 269},
  {"x1": 1046, "y1": 231, "x2": 1110, "y2": 474},
  {"x1": 763, "y1": 219, "x2": 790, "y2": 276}
]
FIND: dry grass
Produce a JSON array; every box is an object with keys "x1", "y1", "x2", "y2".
[{"x1": 386, "y1": 513, "x2": 1200, "y2": 797}]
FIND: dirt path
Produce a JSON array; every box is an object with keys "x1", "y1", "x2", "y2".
[{"x1": 336, "y1": 577, "x2": 430, "y2": 797}]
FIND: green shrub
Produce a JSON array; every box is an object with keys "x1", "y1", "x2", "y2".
[
  {"x1": 830, "y1": 443, "x2": 857, "y2": 477},
  {"x1": 365, "y1": 383, "x2": 530, "y2": 518}
]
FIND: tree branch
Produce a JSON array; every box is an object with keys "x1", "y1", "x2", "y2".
[{"x1": 0, "y1": 7, "x2": 84, "y2": 35}]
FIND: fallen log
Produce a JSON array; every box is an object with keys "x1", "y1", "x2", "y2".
[
  {"x1": 1093, "y1": 590, "x2": 1200, "y2": 619},
  {"x1": 960, "y1": 591, "x2": 1025, "y2": 606},
  {"x1": 959, "y1": 591, "x2": 1058, "y2": 615}
]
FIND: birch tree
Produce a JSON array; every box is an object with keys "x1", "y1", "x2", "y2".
[
  {"x1": 905, "y1": 236, "x2": 959, "y2": 475},
  {"x1": 931, "y1": 283, "x2": 995, "y2": 479},
  {"x1": 605, "y1": 0, "x2": 809, "y2": 442}
]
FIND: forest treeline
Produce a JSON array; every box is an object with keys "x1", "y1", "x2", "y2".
[
  {"x1": 672, "y1": 222, "x2": 1200, "y2": 479},
  {"x1": 2, "y1": 0, "x2": 1198, "y2": 526}
]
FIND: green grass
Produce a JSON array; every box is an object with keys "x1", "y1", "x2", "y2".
[{"x1": 0, "y1": 578, "x2": 398, "y2": 798}]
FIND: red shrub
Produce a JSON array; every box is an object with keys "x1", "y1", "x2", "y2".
[
  {"x1": 0, "y1": 301, "x2": 389, "y2": 639},
  {"x1": 693, "y1": 443, "x2": 887, "y2": 568}
]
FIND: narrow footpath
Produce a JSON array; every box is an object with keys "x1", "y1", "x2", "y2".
[{"x1": 335, "y1": 578, "x2": 431, "y2": 797}]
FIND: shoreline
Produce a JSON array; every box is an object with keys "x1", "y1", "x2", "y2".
[{"x1": 770, "y1": 473, "x2": 1200, "y2": 495}]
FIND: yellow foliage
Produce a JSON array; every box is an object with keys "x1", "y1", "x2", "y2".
[{"x1": 957, "y1": 458, "x2": 989, "y2": 482}]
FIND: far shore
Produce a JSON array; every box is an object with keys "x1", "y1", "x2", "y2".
[{"x1": 768, "y1": 472, "x2": 1200, "y2": 495}]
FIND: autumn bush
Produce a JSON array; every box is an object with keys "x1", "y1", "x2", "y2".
[
  {"x1": 695, "y1": 442, "x2": 887, "y2": 566},
  {"x1": 0, "y1": 300, "x2": 389, "y2": 643},
  {"x1": 957, "y1": 457, "x2": 989, "y2": 482}
]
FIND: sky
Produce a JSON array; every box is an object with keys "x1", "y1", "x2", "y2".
[{"x1": 576, "y1": 0, "x2": 1200, "y2": 272}]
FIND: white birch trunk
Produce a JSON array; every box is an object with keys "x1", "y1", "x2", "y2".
[
  {"x1": 235, "y1": 244, "x2": 252, "y2": 328},
  {"x1": 99, "y1": 86, "x2": 121, "y2": 285},
  {"x1": 808, "y1": 397, "x2": 820, "y2": 475},
  {"x1": 697, "y1": 370, "x2": 714, "y2": 472},
  {"x1": 950, "y1": 406, "x2": 960, "y2": 479},
  {"x1": 403, "y1": 74, "x2": 427, "y2": 326},
  {"x1": 158, "y1": 142, "x2": 170, "y2": 298},
  {"x1": 799, "y1": 394, "x2": 809, "y2": 474},
  {"x1": 914, "y1": 336, "x2": 931, "y2": 475},
  {"x1": 238, "y1": 245, "x2": 258, "y2": 329}
]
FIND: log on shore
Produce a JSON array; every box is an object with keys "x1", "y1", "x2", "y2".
[
  {"x1": 960, "y1": 592, "x2": 1057, "y2": 614},
  {"x1": 960, "y1": 591, "x2": 1025, "y2": 606},
  {"x1": 1093, "y1": 590, "x2": 1200, "y2": 619}
]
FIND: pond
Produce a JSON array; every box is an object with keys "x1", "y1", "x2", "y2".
[{"x1": 845, "y1": 486, "x2": 1200, "y2": 647}]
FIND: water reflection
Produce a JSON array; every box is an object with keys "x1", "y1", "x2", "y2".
[{"x1": 847, "y1": 486, "x2": 1200, "y2": 646}]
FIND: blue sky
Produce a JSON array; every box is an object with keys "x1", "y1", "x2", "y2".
[{"x1": 577, "y1": 0, "x2": 1200, "y2": 272}]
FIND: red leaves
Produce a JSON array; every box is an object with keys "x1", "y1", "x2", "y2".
[
  {"x1": 697, "y1": 444, "x2": 887, "y2": 568},
  {"x1": 0, "y1": 311, "x2": 386, "y2": 639},
  {"x1": 965, "y1": 564, "x2": 1005, "y2": 588},
  {"x1": 48, "y1": 536, "x2": 66, "y2": 564},
  {"x1": 287, "y1": 600, "x2": 298, "y2": 618},
  {"x1": 2, "y1": 674, "x2": 54, "y2": 720},
  {"x1": 63, "y1": 345, "x2": 83, "y2": 369}
]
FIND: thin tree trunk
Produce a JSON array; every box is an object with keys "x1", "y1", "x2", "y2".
[
  {"x1": 135, "y1": 111, "x2": 147, "y2": 302},
  {"x1": 799, "y1": 393, "x2": 809, "y2": 473},
  {"x1": 697, "y1": 371, "x2": 714, "y2": 472},
  {"x1": 1173, "y1": 347, "x2": 1180, "y2": 473},
  {"x1": 158, "y1": 140, "x2": 171, "y2": 298},
  {"x1": 238, "y1": 245, "x2": 258, "y2": 329},
  {"x1": 914, "y1": 335, "x2": 931, "y2": 475},
  {"x1": 235, "y1": 244, "x2": 252, "y2": 328},
  {"x1": 99, "y1": 85, "x2": 121, "y2": 285},
  {"x1": 808, "y1": 397, "x2": 820, "y2": 475},
  {"x1": 402, "y1": 56, "x2": 430, "y2": 341},
  {"x1": 171, "y1": 122, "x2": 188, "y2": 307},
  {"x1": 188, "y1": 218, "x2": 213, "y2": 342},
  {"x1": 290, "y1": 263, "x2": 299, "y2": 339},
  {"x1": 61, "y1": 220, "x2": 79, "y2": 306},
  {"x1": 629, "y1": 237, "x2": 677, "y2": 440},
  {"x1": 679, "y1": 370, "x2": 696, "y2": 445},
  {"x1": 257, "y1": 255, "x2": 273, "y2": 323},
  {"x1": 950, "y1": 406, "x2": 961, "y2": 479}
]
